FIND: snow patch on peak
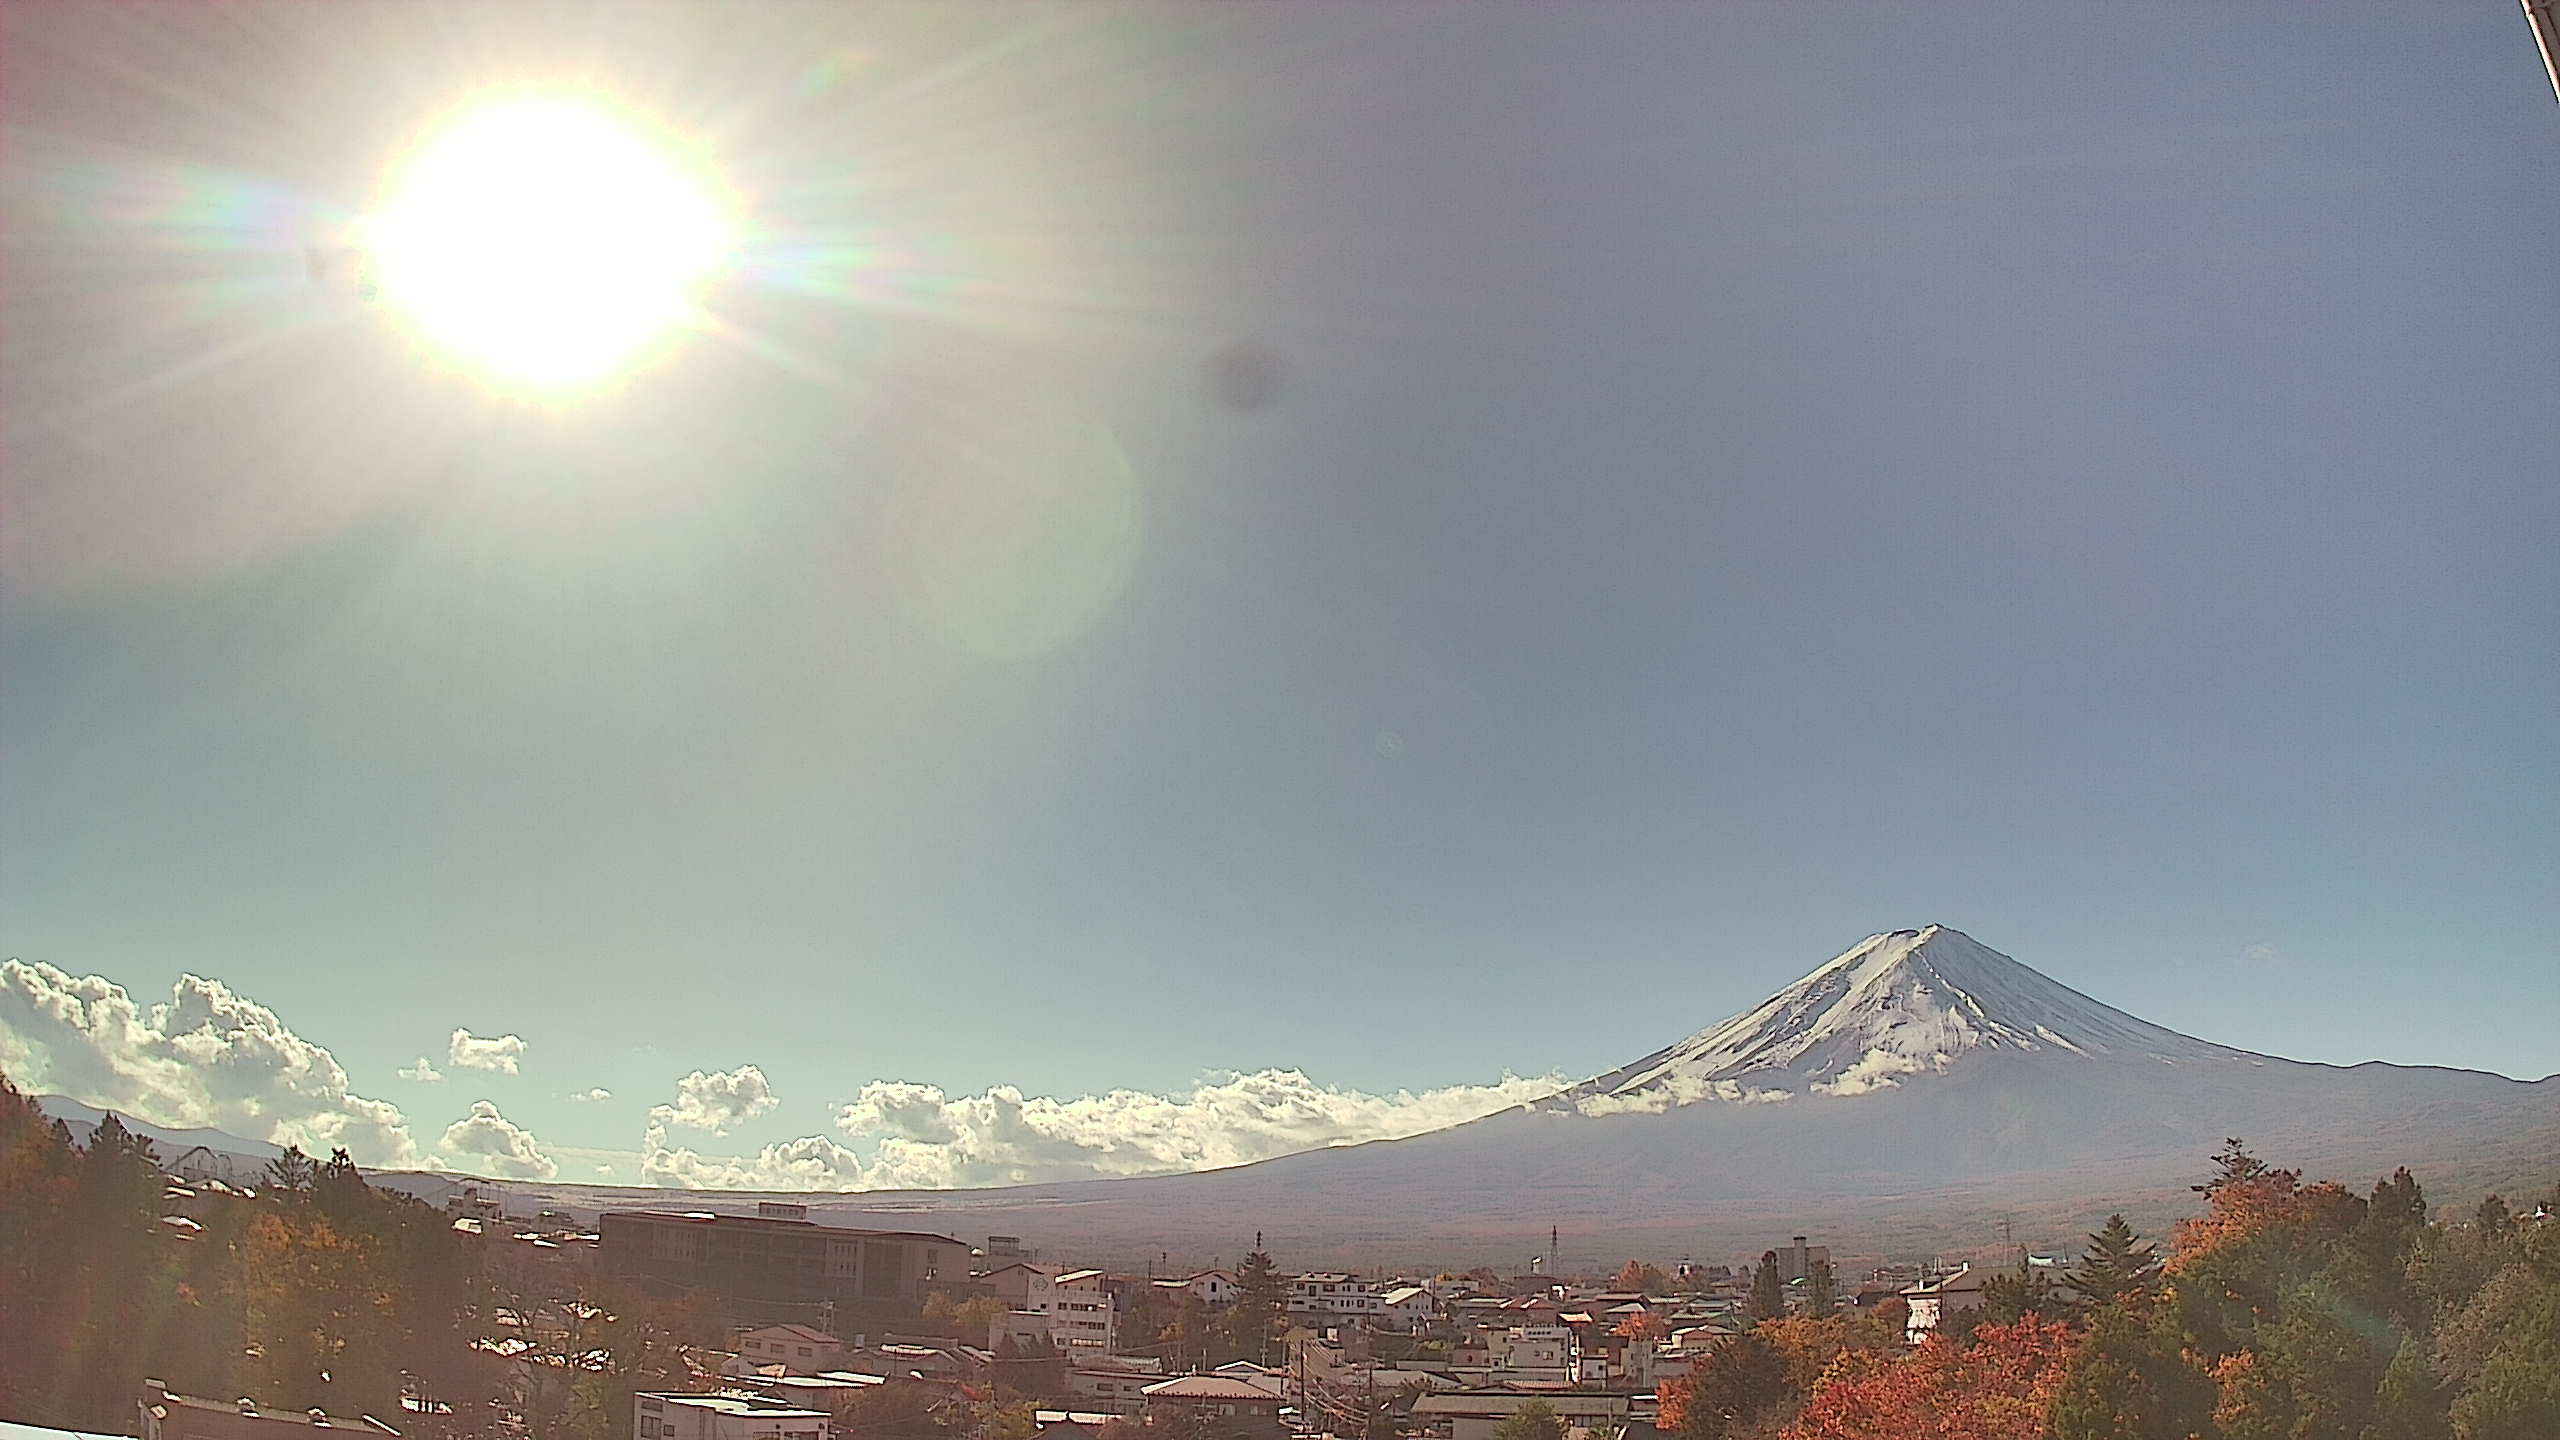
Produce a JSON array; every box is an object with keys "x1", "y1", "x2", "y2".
[{"x1": 1562, "y1": 926, "x2": 2237, "y2": 1112}]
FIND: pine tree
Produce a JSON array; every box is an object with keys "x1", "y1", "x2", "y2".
[
  {"x1": 266, "y1": 1144, "x2": 318, "y2": 1193},
  {"x1": 2064, "y1": 1214, "x2": 2160, "y2": 1311},
  {"x1": 1806, "y1": 1257, "x2": 1837, "y2": 1318},
  {"x1": 1227, "y1": 1250, "x2": 1286, "y2": 1367},
  {"x1": 2047, "y1": 1305, "x2": 2216, "y2": 1440},
  {"x1": 2197, "y1": 1137, "x2": 2270, "y2": 1195},
  {"x1": 1747, "y1": 1251, "x2": 1786, "y2": 1320}
]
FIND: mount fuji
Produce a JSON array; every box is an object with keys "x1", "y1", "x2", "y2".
[{"x1": 451, "y1": 926, "x2": 2559, "y2": 1264}]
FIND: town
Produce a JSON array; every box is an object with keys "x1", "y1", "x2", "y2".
[{"x1": 9, "y1": 1074, "x2": 2555, "y2": 1440}]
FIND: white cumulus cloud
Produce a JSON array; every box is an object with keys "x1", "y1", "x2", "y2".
[
  {"x1": 838, "y1": 1067, "x2": 1562, "y2": 1190},
  {"x1": 649, "y1": 1065, "x2": 777, "y2": 1136},
  {"x1": 641, "y1": 1130, "x2": 869, "y2": 1191},
  {"x1": 448, "y1": 1028, "x2": 527, "y2": 1075},
  {"x1": 398, "y1": 1057, "x2": 445, "y2": 1082},
  {"x1": 568, "y1": 1087, "x2": 612, "y2": 1102},
  {"x1": 0, "y1": 959, "x2": 419, "y2": 1166},
  {"x1": 437, "y1": 1099, "x2": 558, "y2": 1180}
]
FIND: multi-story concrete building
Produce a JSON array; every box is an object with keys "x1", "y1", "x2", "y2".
[
  {"x1": 600, "y1": 1203, "x2": 969, "y2": 1319},
  {"x1": 1012, "y1": 1267, "x2": 1116, "y2": 1353}
]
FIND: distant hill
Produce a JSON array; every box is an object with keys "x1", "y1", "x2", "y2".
[{"x1": 36, "y1": 1094, "x2": 282, "y2": 1179}]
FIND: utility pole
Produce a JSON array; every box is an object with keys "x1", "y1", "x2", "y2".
[{"x1": 2527, "y1": 0, "x2": 2560, "y2": 102}]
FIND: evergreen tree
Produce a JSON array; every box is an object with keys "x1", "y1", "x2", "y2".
[
  {"x1": 2047, "y1": 1304, "x2": 2215, "y2": 1440},
  {"x1": 2063, "y1": 1214, "x2": 2160, "y2": 1311},
  {"x1": 1747, "y1": 1250, "x2": 1786, "y2": 1321},
  {"x1": 1806, "y1": 1256, "x2": 1837, "y2": 1318},
  {"x1": 265, "y1": 1144, "x2": 318, "y2": 1194},
  {"x1": 1227, "y1": 1250, "x2": 1286, "y2": 1366},
  {"x1": 1672, "y1": 1333, "x2": 1790, "y2": 1440},
  {"x1": 2196, "y1": 1137, "x2": 2270, "y2": 1195},
  {"x1": 1981, "y1": 1255, "x2": 2058, "y2": 1326}
]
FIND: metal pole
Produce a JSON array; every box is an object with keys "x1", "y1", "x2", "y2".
[{"x1": 2527, "y1": 0, "x2": 2560, "y2": 102}]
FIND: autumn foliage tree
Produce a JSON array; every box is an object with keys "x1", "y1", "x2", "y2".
[{"x1": 1781, "y1": 1318, "x2": 2078, "y2": 1440}]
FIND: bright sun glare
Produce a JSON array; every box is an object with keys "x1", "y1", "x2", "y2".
[{"x1": 368, "y1": 96, "x2": 732, "y2": 396}]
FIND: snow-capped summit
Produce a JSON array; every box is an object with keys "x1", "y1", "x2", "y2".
[{"x1": 1562, "y1": 924, "x2": 2237, "y2": 1111}]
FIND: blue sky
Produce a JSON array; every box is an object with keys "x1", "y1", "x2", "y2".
[{"x1": 3, "y1": 3, "x2": 2554, "y2": 1186}]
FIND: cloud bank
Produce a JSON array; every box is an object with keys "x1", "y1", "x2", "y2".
[
  {"x1": 837, "y1": 1069, "x2": 1561, "y2": 1189},
  {"x1": 629, "y1": 1066, "x2": 1560, "y2": 1192},
  {"x1": 0, "y1": 959, "x2": 420, "y2": 1165},
  {"x1": 2, "y1": 960, "x2": 1561, "y2": 1192}
]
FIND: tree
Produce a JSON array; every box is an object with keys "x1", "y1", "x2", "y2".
[
  {"x1": 1227, "y1": 1251, "x2": 1287, "y2": 1367},
  {"x1": 2045, "y1": 1304, "x2": 2215, "y2": 1440},
  {"x1": 2449, "y1": 1280, "x2": 2560, "y2": 1440},
  {"x1": 1806, "y1": 1258, "x2": 1837, "y2": 1318},
  {"x1": 1489, "y1": 1399, "x2": 1565, "y2": 1440},
  {"x1": 2196, "y1": 1138, "x2": 2270, "y2": 1196},
  {"x1": 266, "y1": 1144, "x2": 319, "y2": 1194},
  {"x1": 1981, "y1": 1256, "x2": 2060, "y2": 1326},
  {"x1": 1749, "y1": 1251, "x2": 1788, "y2": 1321},
  {"x1": 1782, "y1": 1317, "x2": 2076, "y2": 1439},
  {"x1": 1663, "y1": 1332, "x2": 1791, "y2": 1440},
  {"x1": 2063, "y1": 1215, "x2": 2159, "y2": 1312}
]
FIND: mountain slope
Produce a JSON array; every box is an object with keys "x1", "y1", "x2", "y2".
[
  {"x1": 1563, "y1": 925, "x2": 2236, "y2": 1107},
  {"x1": 436, "y1": 927, "x2": 2559, "y2": 1265}
]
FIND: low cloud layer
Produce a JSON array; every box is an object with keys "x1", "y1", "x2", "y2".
[
  {"x1": 448, "y1": 1028, "x2": 527, "y2": 1075},
  {"x1": 438, "y1": 1100, "x2": 558, "y2": 1179},
  {"x1": 3, "y1": 959, "x2": 1562, "y2": 1192},
  {"x1": 627, "y1": 1066, "x2": 1561, "y2": 1193},
  {"x1": 0, "y1": 959, "x2": 419, "y2": 1165},
  {"x1": 836, "y1": 1068, "x2": 1561, "y2": 1189}
]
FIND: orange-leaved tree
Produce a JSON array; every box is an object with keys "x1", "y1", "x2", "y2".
[{"x1": 1781, "y1": 1316, "x2": 2078, "y2": 1440}]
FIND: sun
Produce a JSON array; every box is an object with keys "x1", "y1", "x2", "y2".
[{"x1": 367, "y1": 96, "x2": 733, "y2": 396}]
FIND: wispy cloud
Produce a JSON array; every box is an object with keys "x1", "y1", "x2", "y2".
[{"x1": 568, "y1": 1087, "x2": 612, "y2": 1103}]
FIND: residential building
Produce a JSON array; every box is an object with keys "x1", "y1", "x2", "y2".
[
  {"x1": 733, "y1": 1324, "x2": 846, "y2": 1373},
  {"x1": 1411, "y1": 1389, "x2": 1634, "y2": 1440},
  {"x1": 140, "y1": 1382, "x2": 398, "y2": 1440},
  {"x1": 599, "y1": 1207, "x2": 968, "y2": 1318},
  {"x1": 1150, "y1": 1268, "x2": 1237, "y2": 1307},
  {"x1": 1067, "y1": 1362, "x2": 1163, "y2": 1414},
  {"x1": 1379, "y1": 1286, "x2": 1438, "y2": 1331},
  {"x1": 1898, "y1": 1266, "x2": 1988, "y2": 1344},
  {"x1": 1287, "y1": 1273, "x2": 1383, "y2": 1318},
  {"x1": 1028, "y1": 1268, "x2": 1118, "y2": 1353},
  {"x1": 633, "y1": 1394, "x2": 827, "y2": 1440},
  {"x1": 1139, "y1": 1377, "x2": 1284, "y2": 1437},
  {"x1": 1487, "y1": 1325, "x2": 1571, "y2": 1372}
]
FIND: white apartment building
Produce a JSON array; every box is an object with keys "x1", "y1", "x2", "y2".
[
  {"x1": 1287, "y1": 1273, "x2": 1385, "y2": 1318},
  {"x1": 1028, "y1": 1267, "x2": 1119, "y2": 1353}
]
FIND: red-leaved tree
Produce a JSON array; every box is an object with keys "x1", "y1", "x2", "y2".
[{"x1": 1780, "y1": 1317, "x2": 2079, "y2": 1440}]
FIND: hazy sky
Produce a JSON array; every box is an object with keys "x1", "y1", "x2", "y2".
[{"x1": 4, "y1": 3, "x2": 2554, "y2": 1187}]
